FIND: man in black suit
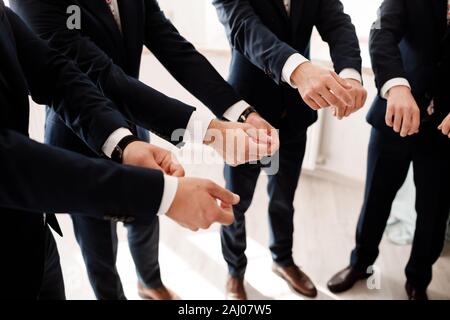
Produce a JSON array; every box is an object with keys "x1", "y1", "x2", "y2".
[
  {"x1": 12, "y1": 0, "x2": 277, "y2": 300},
  {"x1": 328, "y1": 0, "x2": 450, "y2": 300},
  {"x1": 213, "y1": 0, "x2": 367, "y2": 299},
  {"x1": 0, "y1": 1, "x2": 240, "y2": 299}
]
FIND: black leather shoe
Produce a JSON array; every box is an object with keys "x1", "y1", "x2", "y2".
[
  {"x1": 405, "y1": 282, "x2": 428, "y2": 300},
  {"x1": 327, "y1": 266, "x2": 369, "y2": 293}
]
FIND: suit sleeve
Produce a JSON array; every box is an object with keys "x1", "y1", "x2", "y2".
[
  {"x1": 315, "y1": 0, "x2": 362, "y2": 75},
  {"x1": 143, "y1": 0, "x2": 242, "y2": 117},
  {"x1": 212, "y1": 0, "x2": 298, "y2": 85},
  {"x1": 369, "y1": 0, "x2": 407, "y2": 92},
  {"x1": 11, "y1": 0, "x2": 195, "y2": 145},
  {"x1": 0, "y1": 128, "x2": 164, "y2": 224}
]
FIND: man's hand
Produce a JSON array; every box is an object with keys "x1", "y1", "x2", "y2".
[
  {"x1": 438, "y1": 113, "x2": 450, "y2": 138},
  {"x1": 291, "y1": 62, "x2": 353, "y2": 116},
  {"x1": 332, "y1": 79, "x2": 367, "y2": 119},
  {"x1": 123, "y1": 141, "x2": 185, "y2": 177},
  {"x1": 204, "y1": 119, "x2": 273, "y2": 166},
  {"x1": 385, "y1": 86, "x2": 420, "y2": 137},
  {"x1": 245, "y1": 112, "x2": 280, "y2": 155},
  {"x1": 166, "y1": 177, "x2": 239, "y2": 231}
]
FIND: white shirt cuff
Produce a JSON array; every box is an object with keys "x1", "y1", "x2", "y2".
[
  {"x1": 281, "y1": 53, "x2": 309, "y2": 89},
  {"x1": 222, "y1": 100, "x2": 250, "y2": 122},
  {"x1": 156, "y1": 175, "x2": 179, "y2": 216},
  {"x1": 102, "y1": 127, "x2": 134, "y2": 158},
  {"x1": 184, "y1": 108, "x2": 215, "y2": 144},
  {"x1": 381, "y1": 78, "x2": 411, "y2": 100},
  {"x1": 339, "y1": 68, "x2": 362, "y2": 83}
]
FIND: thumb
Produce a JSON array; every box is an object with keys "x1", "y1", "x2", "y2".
[
  {"x1": 208, "y1": 182, "x2": 240, "y2": 205},
  {"x1": 142, "y1": 154, "x2": 165, "y2": 172},
  {"x1": 213, "y1": 206, "x2": 235, "y2": 226},
  {"x1": 331, "y1": 71, "x2": 352, "y2": 89}
]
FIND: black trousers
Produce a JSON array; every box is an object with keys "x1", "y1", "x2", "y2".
[
  {"x1": 350, "y1": 126, "x2": 450, "y2": 289},
  {"x1": 221, "y1": 126, "x2": 307, "y2": 277},
  {"x1": 38, "y1": 226, "x2": 66, "y2": 300},
  {"x1": 71, "y1": 215, "x2": 162, "y2": 300}
]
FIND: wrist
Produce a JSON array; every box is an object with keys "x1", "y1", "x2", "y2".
[
  {"x1": 111, "y1": 135, "x2": 141, "y2": 164},
  {"x1": 238, "y1": 106, "x2": 258, "y2": 123},
  {"x1": 291, "y1": 61, "x2": 312, "y2": 86},
  {"x1": 389, "y1": 85, "x2": 411, "y2": 97}
]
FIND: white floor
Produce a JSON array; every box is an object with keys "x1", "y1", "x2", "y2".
[{"x1": 54, "y1": 161, "x2": 450, "y2": 300}]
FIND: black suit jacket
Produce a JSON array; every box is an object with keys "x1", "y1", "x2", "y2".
[
  {"x1": 0, "y1": 4, "x2": 165, "y2": 298},
  {"x1": 213, "y1": 0, "x2": 362, "y2": 130},
  {"x1": 368, "y1": 0, "x2": 450, "y2": 131},
  {"x1": 12, "y1": 0, "x2": 243, "y2": 155}
]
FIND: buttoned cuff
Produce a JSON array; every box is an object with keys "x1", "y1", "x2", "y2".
[
  {"x1": 281, "y1": 53, "x2": 310, "y2": 89},
  {"x1": 102, "y1": 127, "x2": 134, "y2": 158},
  {"x1": 222, "y1": 100, "x2": 250, "y2": 122},
  {"x1": 339, "y1": 68, "x2": 362, "y2": 83},
  {"x1": 156, "y1": 175, "x2": 179, "y2": 216},
  {"x1": 381, "y1": 78, "x2": 411, "y2": 99},
  {"x1": 184, "y1": 108, "x2": 215, "y2": 144}
]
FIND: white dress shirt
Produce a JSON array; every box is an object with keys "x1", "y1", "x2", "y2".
[
  {"x1": 281, "y1": 0, "x2": 362, "y2": 87},
  {"x1": 102, "y1": 0, "x2": 250, "y2": 215}
]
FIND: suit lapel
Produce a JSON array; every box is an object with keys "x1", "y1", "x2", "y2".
[
  {"x1": 290, "y1": 0, "x2": 305, "y2": 37},
  {"x1": 117, "y1": 0, "x2": 144, "y2": 62},
  {"x1": 270, "y1": 0, "x2": 289, "y2": 23},
  {"x1": 79, "y1": 0, "x2": 124, "y2": 48}
]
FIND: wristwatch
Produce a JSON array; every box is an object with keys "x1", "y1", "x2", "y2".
[
  {"x1": 238, "y1": 106, "x2": 258, "y2": 123},
  {"x1": 111, "y1": 135, "x2": 141, "y2": 163}
]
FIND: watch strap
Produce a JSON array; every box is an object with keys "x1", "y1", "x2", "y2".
[
  {"x1": 111, "y1": 135, "x2": 141, "y2": 163},
  {"x1": 238, "y1": 106, "x2": 258, "y2": 123}
]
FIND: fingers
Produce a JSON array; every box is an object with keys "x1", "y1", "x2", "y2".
[
  {"x1": 385, "y1": 105, "x2": 395, "y2": 127},
  {"x1": 438, "y1": 114, "x2": 450, "y2": 137},
  {"x1": 169, "y1": 162, "x2": 185, "y2": 177},
  {"x1": 441, "y1": 120, "x2": 450, "y2": 135},
  {"x1": 410, "y1": 108, "x2": 420, "y2": 135},
  {"x1": 335, "y1": 104, "x2": 347, "y2": 119},
  {"x1": 158, "y1": 150, "x2": 185, "y2": 177},
  {"x1": 212, "y1": 205, "x2": 235, "y2": 226},
  {"x1": 244, "y1": 123, "x2": 271, "y2": 145},
  {"x1": 331, "y1": 71, "x2": 352, "y2": 90},
  {"x1": 400, "y1": 112, "x2": 412, "y2": 137},
  {"x1": 303, "y1": 96, "x2": 322, "y2": 110},
  {"x1": 269, "y1": 130, "x2": 280, "y2": 156},
  {"x1": 318, "y1": 87, "x2": 340, "y2": 108},
  {"x1": 393, "y1": 109, "x2": 403, "y2": 134},
  {"x1": 326, "y1": 75, "x2": 353, "y2": 108},
  {"x1": 207, "y1": 181, "x2": 240, "y2": 206},
  {"x1": 359, "y1": 88, "x2": 368, "y2": 109},
  {"x1": 395, "y1": 107, "x2": 420, "y2": 137},
  {"x1": 310, "y1": 93, "x2": 329, "y2": 109}
]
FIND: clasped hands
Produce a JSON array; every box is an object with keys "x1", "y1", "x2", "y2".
[
  {"x1": 292, "y1": 62, "x2": 367, "y2": 119},
  {"x1": 122, "y1": 112, "x2": 279, "y2": 231}
]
